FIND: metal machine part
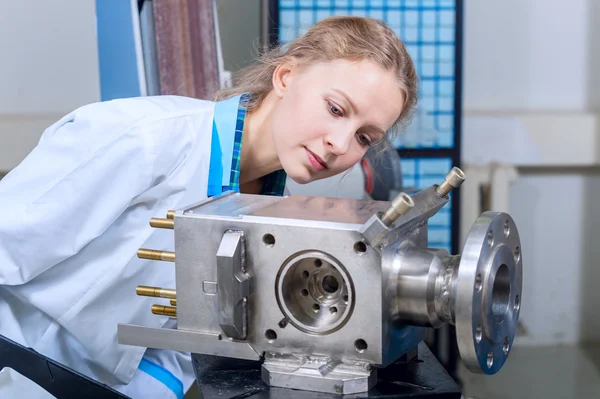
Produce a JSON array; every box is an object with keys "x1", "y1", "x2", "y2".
[{"x1": 118, "y1": 167, "x2": 523, "y2": 395}]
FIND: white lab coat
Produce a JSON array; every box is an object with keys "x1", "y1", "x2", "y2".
[{"x1": 0, "y1": 95, "x2": 218, "y2": 398}]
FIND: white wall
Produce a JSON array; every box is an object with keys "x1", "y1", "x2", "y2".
[
  {"x1": 215, "y1": 0, "x2": 263, "y2": 73},
  {"x1": 464, "y1": 0, "x2": 596, "y2": 112},
  {"x1": 0, "y1": 0, "x2": 100, "y2": 171},
  {"x1": 462, "y1": 0, "x2": 600, "y2": 344}
]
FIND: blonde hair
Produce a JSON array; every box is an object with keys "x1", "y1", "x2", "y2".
[{"x1": 215, "y1": 16, "x2": 419, "y2": 134}]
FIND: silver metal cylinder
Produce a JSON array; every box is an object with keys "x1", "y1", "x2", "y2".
[
  {"x1": 389, "y1": 212, "x2": 522, "y2": 375},
  {"x1": 381, "y1": 192, "x2": 414, "y2": 226},
  {"x1": 436, "y1": 167, "x2": 465, "y2": 197},
  {"x1": 391, "y1": 245, "x2": 459, "y2": 328}
]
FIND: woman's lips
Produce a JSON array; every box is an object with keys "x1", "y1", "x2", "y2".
[{"x1": 305, "y1": 148, "x2": 328, "y2": 172}]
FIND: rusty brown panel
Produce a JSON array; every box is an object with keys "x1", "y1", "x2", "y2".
[{"x1": 153, "y1": 0, "x2": 219, "y2": 100}]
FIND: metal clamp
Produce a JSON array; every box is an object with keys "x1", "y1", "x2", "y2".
[{"x1": 216, "y1": 230, "x2": 251, "y2": 340}]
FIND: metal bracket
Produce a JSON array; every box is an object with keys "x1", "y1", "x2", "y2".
[
  {"x1": 217, "y1": 230, "x2": 251, "y2": 340},
  {"x1": 261, "y1": 353, "x2": 376, "y2": 395},
  {"x1": 118, "y1": 323, "x2": 260, "y2": 361}
]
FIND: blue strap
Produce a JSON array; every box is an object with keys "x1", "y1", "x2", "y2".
[{"x1": 138, "y1": 358, "x2": 185, "y2": 399}]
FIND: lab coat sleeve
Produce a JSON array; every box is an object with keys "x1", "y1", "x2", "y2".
[{"x1": 0, "y1": 104, "x2": 171, "y2": 285}]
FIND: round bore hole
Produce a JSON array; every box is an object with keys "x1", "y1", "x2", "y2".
[
  {"x1": 278, "y1": 320, "x2": 287, "y2": 329},
  {"x1": 504, "y1": 220, "x2": 510, "y2": 238},
  {"x1": 343, "y1": 295, "x2": 349, "y2": 303},
  {"x1": 330, "y1": 306, "x2": 338, "y2": 314},
  {"x1": 263, "y1": 234, "x2": 275, "y2": 246},
  {"x1": 265, "y1": 329, "x2": 277, "y2": 341},
  {"x1": 487, "y1": 352, "x2": 494, "y2": 368},
  {"x1": 321, "y1": 275, "x2": 340, "y2": 294},
  {"x1": 514, "y1": 294, "x2": 520, "y2": 312},
  {"x1": 492, "y1": 264, "x2": 510, "y2": 323},
  {"x1": 487, "y1": 230, "x2": 494, "y2": 247},
  {"x1": 503, "y1": 337, "x2": 510, "y2": 354},
  {"x1": 475, "y1": 274, "x2": 482, "y2": 292},
  {"x1": 514, "y1": 246, "x2": 521, "y2": 263},
  {"x1": 354, "y1": 241, "x2": 367, "y2": 254},
  {"x1": 279, "y1": 253, "x2": 352, "y2": 334},
  {"x1": 355, "y1": 339, "x2": 368, "y2": 353},
  {"x1": 475, "y1": 325, "x2": 482, "y2": 343}
]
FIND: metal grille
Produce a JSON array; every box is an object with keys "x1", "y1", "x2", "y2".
[{"x1": 275, "y1": 0, "x2": 461, "y2": 254}]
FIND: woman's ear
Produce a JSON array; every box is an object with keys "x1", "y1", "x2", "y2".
[{"x1": 272, "y1": 60, "x2": 295, "y2": 97}]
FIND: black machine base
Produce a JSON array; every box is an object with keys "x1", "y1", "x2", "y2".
[
  {"x1": 193, "y1": 342, "x2": 462, "y2": 399},
  {"x1": 0, "y1": 334, "x2": 128, "y2": 399}
]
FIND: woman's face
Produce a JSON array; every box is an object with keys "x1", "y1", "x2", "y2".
[{"x1": 270, "y1": 58, "x2": 405, "y2": 184}]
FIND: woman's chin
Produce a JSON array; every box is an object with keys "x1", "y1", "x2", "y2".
[{"x1": 286, "y1": 166, "x2": 315, "y2": 185}]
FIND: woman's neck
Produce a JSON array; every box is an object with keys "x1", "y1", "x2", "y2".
[{"x1": 239, "y1": 91, "x2": 282, "y2": 186}]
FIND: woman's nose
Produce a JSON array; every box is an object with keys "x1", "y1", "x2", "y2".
[{"x1": 325, "y1": 130, "x2": 353, "y2": 156}]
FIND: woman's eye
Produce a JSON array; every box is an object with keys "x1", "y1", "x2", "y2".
[
  {"x1": 328, "y1": 102, "x2": 343, "y2": 117},
  {"x1": 358, "y1": 133, "x2": 371, "y2": 146}
]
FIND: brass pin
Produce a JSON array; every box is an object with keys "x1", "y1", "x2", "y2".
[
  {"x1": 436, "y1": 167, "x2": 466, "y2": 197},
  {"x1": 166, "y1": 210, "x2": 175, "y2": 220},
  {"x1": 137, "y1": 248, "x2": 175, "y2": 262},
  {"x1": 150, "y1": 218, "x2": 174, "y2": 229},
  {"x1": 170, "y1": 299, "x2": 177, "y2": 306},
  {"x1": 152, "y1": 305, "x2": 177, "y2": 317},
  {"x1": 136, "y1": 285, "x2": 176, "y2": 299},
  {"x1": 381, "y1": 192, "x2": 414, "y2": 226}
]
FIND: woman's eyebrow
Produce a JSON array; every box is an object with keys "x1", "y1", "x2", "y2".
[
  {"x1": 365, "y1": 125, "x2": 386, "y2": 136},
  {"x1": 332, "y1": 88, "x2": 358, "y2": 114}
]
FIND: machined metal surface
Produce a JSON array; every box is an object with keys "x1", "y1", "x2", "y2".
[
  {"x1": 217, "y1": 230, "x2": 251, "y2": 340},
  {"x1": 381, "y1": 192, "x2": 414, "y2": 226},
  {"x1": 118, "y1": 322, "x2": 260, "y2": 361},
  {"x1": 455, "y1": 212, "x2": 522, "y2": 374},
  {"x1": 137, "y1": 248, "x2": 176, "y2": 262},
  {"x1": 150, "y1": 217, "x2": 174, "y2": 229},
  {"x1": 435, "y1": 167, "x2": 465, "y2": 197},
  {"x1": 262, "y1": 353, "x2": 376, "y2": 395},
  {"x1": 173, "y1": 194, "x2": 395, "y2": 367},
  {"x1": 136, "y1": 285, "x2": 176, "y2": 299},
  {"x1": 151, "y1": 305, "x2": 177, "y2": 317},
  {"x1": 276, "y1": 251, "x2": 354, "y2": 335},
  {"x1": 118, "y1": 167, "x2": 524, "y2": 395},
  {"x1": 387, "y1": 245, "x2": 457, "y2": 329}
]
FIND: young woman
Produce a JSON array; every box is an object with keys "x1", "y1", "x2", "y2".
[{"x1": 0, "y1": 16, "x2": 418, "y2": 399}]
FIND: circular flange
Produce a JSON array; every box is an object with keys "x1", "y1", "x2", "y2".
[
  {"x1": 275, "y1": 251, "x2": 354, "y2": 335},
  {"x1": 455, "y1": 212, "x2": 522, "y2": 374}
]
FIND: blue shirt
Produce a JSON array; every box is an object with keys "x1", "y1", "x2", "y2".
[{"x1": 208, "y1": 94, "x2": 287, "y2": 197}]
